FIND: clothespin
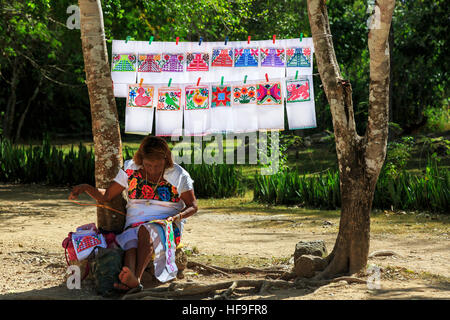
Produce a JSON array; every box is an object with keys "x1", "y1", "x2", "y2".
[
  {"x1": 149, "y1": 36, "x2": 154, "y2": 45},
  {"x1": 244, "y1": 75, "x2": 247, "y2": 84},
  {"x1": 221, "y1": 76, "x2": 224, "y2": 86},
  {"x1": 139, "y1": 78, "x2": 143, "y2": 87},
  {"x1": 295, "y1": 70, "x2": 299, "y2": 80},
  {"x1": 197, "y1": 77, "x2": 201, "y2": 86},
  {"x1": 300, "y1": 33, "x2": 304, "y2": 42},
  {"x1": 176, "y1": 37, "x2": 179, "y2": 45},
  {"x1": 273, "y1": 34, "x2": 276, "y2": 44},
  {"x1": 265, "y1": 73, "x2": 269, "y2": 82},
  {"x1": 168, "y1": 78, "x2": 172, "y2": 87},
  {"x1": 198, "y1": 37, "x2": 203, "y2": 46},
  {"x1": 247, "y1": 36, "x2": 251, "y2": 44},
  {"x1": 125, "y1": 36, "x2": 132, "y2": 43},
  {"x1": 224, "y1": 36, "x2": 229, "y2": 46}
]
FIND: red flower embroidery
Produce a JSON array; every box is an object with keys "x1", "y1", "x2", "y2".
[
  {"x1": 141, "y1": 185, "x2": 154, "y2": 199},
  {"x1": 125, "y1": 169, "x2": 134, "y2": 177}
]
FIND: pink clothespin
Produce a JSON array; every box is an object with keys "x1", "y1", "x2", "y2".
[
  {"x1": 176, "y1": 37, "x2": 179, "y2": 45},
  {"x1": 248, "y1": 36, "x2": 251, "y2": 44},
  {"x1": 197, "y1": 77, "x2": 201, "y2": 86},
  {"x1": 273, "y1": 34, "x2": 276, "y2": 44},
  {"x1": 265, "y1": 73, "x2": 269, "y2": 82}
]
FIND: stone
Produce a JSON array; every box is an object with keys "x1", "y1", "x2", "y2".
[
  {"x1": 294, "y1": 254, "x2": 327, "y2": 278},
  {"x1": 294, "y1": 240, "x2": 328, "y2": 261}
]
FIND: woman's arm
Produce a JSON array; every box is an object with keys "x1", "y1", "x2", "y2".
[
  {"x1": 69, "y1": 182, "x2": 125, "y2": 203},
  {"x1": 170, "y1": 189, "x2": 198, "y2": 222}
]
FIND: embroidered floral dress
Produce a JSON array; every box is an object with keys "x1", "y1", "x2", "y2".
[{"x1": 113, "y1": 159, "x2": 194, "y2": 283}]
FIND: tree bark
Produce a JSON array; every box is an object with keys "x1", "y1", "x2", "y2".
[
  {"x1": 3, "y1": 57, "x2": 20, "y2": 140},
  {"x1": 78, "y1": 0, "x2": 125, "y2": 232},
  {"x1": 307, "y1": 0, "x2": 395, "y2": 278}
]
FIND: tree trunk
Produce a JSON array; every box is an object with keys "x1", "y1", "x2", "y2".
[
  {"x1": 307, "y1": 0, "x2": 395, "y2": 278},
  {"x1": 79, "y1": 0, "x2": 125, "y2": 232},
  {"x1": 3, "y1": 57, "x2": 20, "y2": 140}
]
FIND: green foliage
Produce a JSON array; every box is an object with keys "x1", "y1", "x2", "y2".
[
  {"x1": 0, "y1": 136, "x2": 244, "y2": 198},
  {"x1": 0, "y1": 135, "x2": 95, "y2": 185},
  {"x1": 254, "y1": 160, "x2": 449, "y2": 213},
  {"x1": 423, "y1": 100, "x2": 450, "y2": 133},
  {"x1": 254, "y1": 169, "x2": 341, "y2": 209},
  {"x1": 181, "y1": 163, "x2": 245, "y2": 199},
  {"x1": 384, "y1": 136, "x2": 415, "y2": 177}
]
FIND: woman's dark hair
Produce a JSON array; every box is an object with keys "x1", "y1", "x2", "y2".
[{"x1": 133, "y1": 136, "x2": 174, "y2": 168}]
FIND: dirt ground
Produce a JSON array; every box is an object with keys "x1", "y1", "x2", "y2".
[{"x1": 0, "y1": 183, "x2": 448, "y2": 300}]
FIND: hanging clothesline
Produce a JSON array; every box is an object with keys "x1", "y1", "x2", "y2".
[{"x1": 110, "y1": 37, "x2": 317, "y2": 136}]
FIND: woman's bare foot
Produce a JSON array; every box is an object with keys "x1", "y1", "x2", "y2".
[{"x1": 114, "y1": 266, "x2": 140, "y2": 290}]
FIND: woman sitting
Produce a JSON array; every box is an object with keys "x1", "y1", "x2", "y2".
[{"x1": 69, "y1": 136, "x2": 198, "y2": 291}]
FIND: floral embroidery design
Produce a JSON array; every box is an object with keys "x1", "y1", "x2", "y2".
[
  {"x1": 232, "y1": 85, "x2": 257, "y2": 105},
  {"x1": 185, "y1": 86, "x2": 209, "y2": 110},
  {"x1": 126, "y1": 169, "x2": 180, "y2": 202},
  {"x1": 127, "y1": 85, "x2": 154, "y2": 108},
  {"x1": 157, "y1": 88, "x2": 181, "y2": 110}
]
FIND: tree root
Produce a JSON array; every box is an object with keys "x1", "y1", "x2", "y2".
[
  {"x1": 186, "y1": 261, "x2": 231, "y2": 277},
  {"x1": 368, "y1": 250, "x2": 401, "y2": 258},
  {"x1": 213, "y1": 281, "x2": 237, "y2": 300},
  {"x1": 201, "y1": 264, "x2": 286, "y2": 274},
  {"x1": 121, "y1": 279, "x2": 295, "y2": 300},
  {"x1": 186, "y1": 261, "x2": 286, "y2": 277},
  {"x1": 295, "y1": 276, "x2": 366, "y2": 288}
]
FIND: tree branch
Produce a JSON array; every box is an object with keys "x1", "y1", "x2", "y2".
[{"x1": 365, "y1": 0, "x2": 396, "y2": 176}]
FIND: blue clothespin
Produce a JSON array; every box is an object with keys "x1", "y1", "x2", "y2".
[
  {"x1": 224, "y1": 36, "x2": 229, "y2": 46},
  {"x1": 199, "y1": 37, "x2": 203, "y2": 46},
  {"x1": 149, "y1": 36, "x2": 154, "y2": 45}
]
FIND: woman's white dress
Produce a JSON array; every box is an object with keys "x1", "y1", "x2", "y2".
[{"x1": 113, "y1": 159, "x2": 194, "y2": 283}]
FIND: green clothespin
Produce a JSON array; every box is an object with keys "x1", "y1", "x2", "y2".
[
  {"x1": 295, "y1": 70, "x2": 298, "y2": 80},
  {"x1": 125, "y1": 36, "x2": 132, "y2": 43},
  {"x1": 300, "y1": 33, "x2": 304, "y2": 42},
  {"x1": 168, "y1": 78, "x2": 172, "y2": 87},
  {"x1": 244, "y1": 75, "x2": 247, "y2": 84},
  {"x1": 221, "y1": 76, "x2": 224, "y2": 86},
  {"x1": 149, "y1": 36, "x2": 154, "y2": 45}
]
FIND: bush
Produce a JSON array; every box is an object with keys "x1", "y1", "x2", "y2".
[{"x1": 254, "y1": 160, "x2": 449, "y2": 213}]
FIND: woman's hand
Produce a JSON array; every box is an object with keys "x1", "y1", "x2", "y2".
[
  {"x1": 69, "y1": 184, "x2": 88, "y2": 200},
  {"x1": 167, "y1": 213, "x2": 181, "y2": 223}
]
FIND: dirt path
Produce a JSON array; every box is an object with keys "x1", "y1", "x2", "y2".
[{"x1": 0, "y1": 183, "x2": 448, "y2": 300}]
